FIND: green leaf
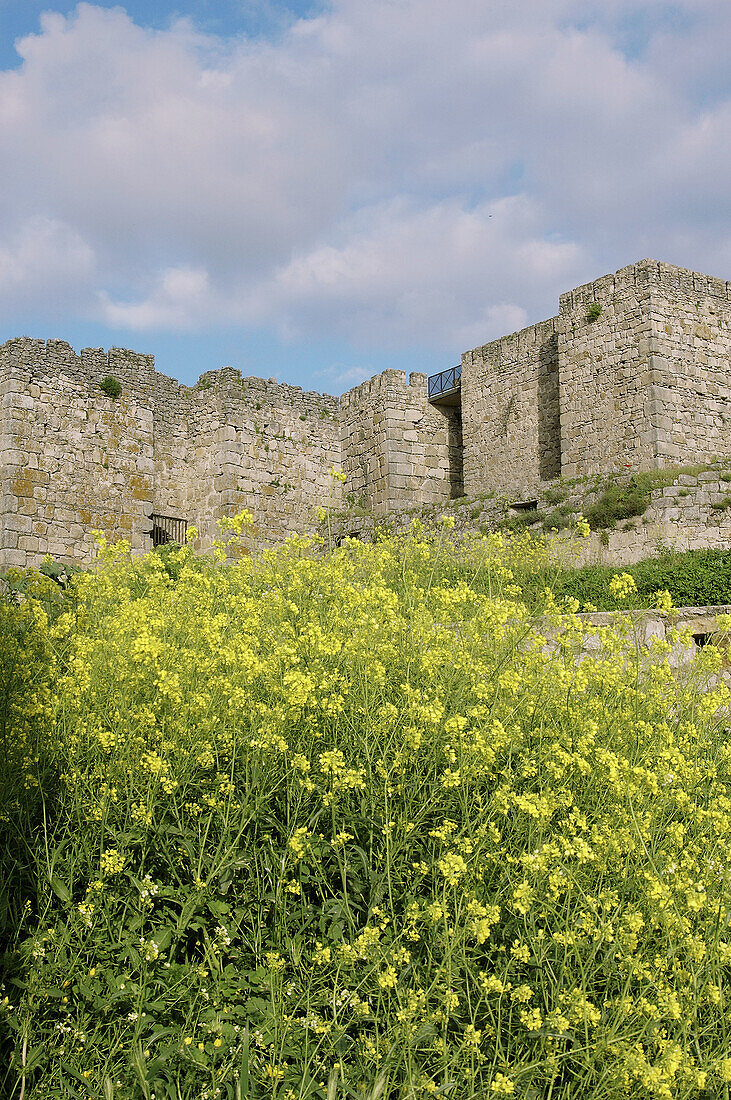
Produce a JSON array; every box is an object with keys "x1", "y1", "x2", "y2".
[
  {"x1": 151, "y1": 927, "x2": 172, "y2": 953},
  {"x1": 124, "y1": 944, "x2": 141, "y2": 968},
  {"x1": 50, "y1": 876, "x2": 71, "y2": 903},
  {"x1": 208, "y1": 899, "x2": 230, "y2": 915},
  {"x1": 22, "y1": 1045, "x2": 47, "y2": 1074}
]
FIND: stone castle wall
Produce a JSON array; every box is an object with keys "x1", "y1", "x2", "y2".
[
  {"x1": 340, "y1": 369, "x2": 460, "y2": 512},
  {"x1": 558, "y1": 262, "x2": 659, "y2": 478},
  {"x1": 180, "y1": 369, "x2": 341, "y2": 549},
  {"x1": 457, "y1": 258, "x2": 731, "y2": 491},
  {"x1": 1, "y1": 258, "x2": 730, "y2": 569},
  {"x1": 649, "y1": 262, "x2": 731, "y2": 466},
  {"x1": 460, "y1": 317, "x2": 560, "y2": 498},
  {"x1": 557, "y1": 260, "x2": 731, "y2": 478},
  {"x1": 0, "y1": 339, "x2": 340, "y2": 566},
  {"x1": 1, "y1": 340, "x2": 156, "y2": 564}
]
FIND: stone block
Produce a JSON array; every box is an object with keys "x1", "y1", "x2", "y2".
[{"x1": 1, "y1": 548, "x2": 26, "y2": 565}]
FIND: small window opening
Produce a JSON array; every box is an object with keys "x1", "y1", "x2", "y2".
[
  {"x1": 149, "y1": 513, "x2": 188, "y2": 547},
  {"x1": 693, "y1": 632, "x2": 712, "y2": 649},
  {"x1": 510, "y1": 499, "x2": 538, "y2": 514}
]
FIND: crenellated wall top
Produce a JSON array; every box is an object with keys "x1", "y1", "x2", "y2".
[
  {"x1": 559, "y1": 258, "x2": 731, "y2": 316},
  {"x1": 0, "y1": 336, "x2": 341, "y2": 419}
]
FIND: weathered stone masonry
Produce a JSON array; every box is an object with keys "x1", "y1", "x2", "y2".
[
  {"x1": 0, "y1": 340, "x2": 341, "y2": 565},
  {"x1": 462, "y1": 259, "x2": 731, "y2": 500},
  {"x1": 340, "y1": 370, "x2": 462, "y2": 512},
  {"x1": 558, "y1": 261, "x2": 731, "y2": 480},
  {"x1": 1, "y1": 258, "x2": 730, "y2": 568}
]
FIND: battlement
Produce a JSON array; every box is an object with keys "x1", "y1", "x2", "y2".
[
  {"x1": 0, "y1": 337, "x2": 157, "y2": 379},
  {"x1": 194, "y1": 367, "x2": 340, "y2": 417},
  {"x1": 558, "y1": 259, "x2": 657, "y2": 314},
  {"x1": 0, "y1": 338, "x2": 341, "y2": 422},
  {"x1": 559, "y1": 258, "x2": 731, "y2": 316},
  {"x1": 463, "y1": 316, "x2": 559, "y2": 364},
  {"x1": 339, "y1": 369, "x2": 428, "y2": 408}
]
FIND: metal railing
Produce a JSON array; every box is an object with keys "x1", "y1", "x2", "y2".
[
  {"x1": 149, "y1": 513, "x2": 188, "y2": 547},
  {"x1": 427, "y1": 364, "x2": 462, "y2": 401}
]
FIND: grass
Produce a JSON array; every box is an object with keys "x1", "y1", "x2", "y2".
[
  {"x1": 541, "y1": 504, "x2": 576, "y2": 533},
  {"x1": 2, "y1": 529, "x2": 731, "y2": 1097},
  {"x1": 584, "y1": 473, "x2": 655, "y2": 530},
  {"x1": 499, "y1": 510, "x2": 545, "y2": 533},
  {"x1": 536, "y1": 547, "x2": 731, "y2": 610},
  {"x1": 541, "y1": 487, "x2": 567, "y2": 507}
]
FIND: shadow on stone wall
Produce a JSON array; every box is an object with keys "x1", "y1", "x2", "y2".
[
  {"x1": 444, "y1": 406, "x2": 464, "y2": 498},
  {"x1": 538, "y1": 332, "x2": 561, "y2": 481}
]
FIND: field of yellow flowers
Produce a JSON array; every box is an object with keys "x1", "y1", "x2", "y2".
[{"x1": 2, "y1": 524, "x2": 731, "y2": 1099}]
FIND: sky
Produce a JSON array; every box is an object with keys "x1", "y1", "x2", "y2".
[{"x1": 0, "y1": 0, "x2": 728, "y2": 394}]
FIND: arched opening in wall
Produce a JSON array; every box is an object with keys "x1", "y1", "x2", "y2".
[
  {"x1": 428, "y1": 365, "x2": 464, "y2": 498},
  {"x1": 149, "y1": 513, "x2": 188, "y2": 547}
]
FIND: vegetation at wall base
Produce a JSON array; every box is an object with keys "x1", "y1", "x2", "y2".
[
  {"x1": 541, "y1": 504, "x2": 577, "y2": 533},
  {"x1": 516, "y1": 464, "x2": 731, "y2": 535},
  {"x1": 2, "y1": 529, "x2": 731, "y2": 1098},
  {"x1": 537, "y1": 546, "x2": 731, "y2": 611},
  {"x1": 500, "y1": 509, "x2": 545, "y2": 533},
  {"x1": 542, "y1": 487, "x2": 567, "y2": 507}
]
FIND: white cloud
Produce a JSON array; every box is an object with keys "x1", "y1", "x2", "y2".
[
  {"x1": 249, "y1": 195, "x2": 580, "y2": 347},
  {"x1": 315, "y1": 363, "x2": 374, "y2": 389},
  {"x1": 100, "y1": 265, "x2": 214, "y2": 329},
  {"x1": 0, "y1": 216, "x2": 95, "y2": 319},
  {"x1": 0, "y1": 0, "x2": 727, "y2": 352}
]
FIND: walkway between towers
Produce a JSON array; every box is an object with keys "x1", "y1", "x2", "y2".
[{"x1": 427, "y1": 364, "x2": 461, "y2": 407}]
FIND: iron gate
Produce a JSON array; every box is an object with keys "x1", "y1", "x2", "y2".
[{"x1": 149, "y1": 513, "x2": 188, "y2": 547}]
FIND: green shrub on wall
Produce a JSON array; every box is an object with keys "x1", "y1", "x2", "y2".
[
  {"x1": 585, "y1": 475, "x2": 651, "y2": 530},
  {"x1": 99, "y1": 375, "x2": 122, "y2": 399}
]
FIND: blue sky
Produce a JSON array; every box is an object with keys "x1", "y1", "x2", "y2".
[
  {"x1": 0, "y1": 2, "x2": 323, "y2": 65},
  {"x1": 0, "y1": 0, "x2": 728, "y2": 393}
]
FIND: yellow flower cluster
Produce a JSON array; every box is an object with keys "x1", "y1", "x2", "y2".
[
  {"x1": 99, "y1": 849, "x2": 126, "y2": 876},
  {"x1": 7, "y1": 525, "x2": 731, "y2": 1097},
  {"x1": 608, "y1": 570, "x2": 638, "y2": 600}
]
